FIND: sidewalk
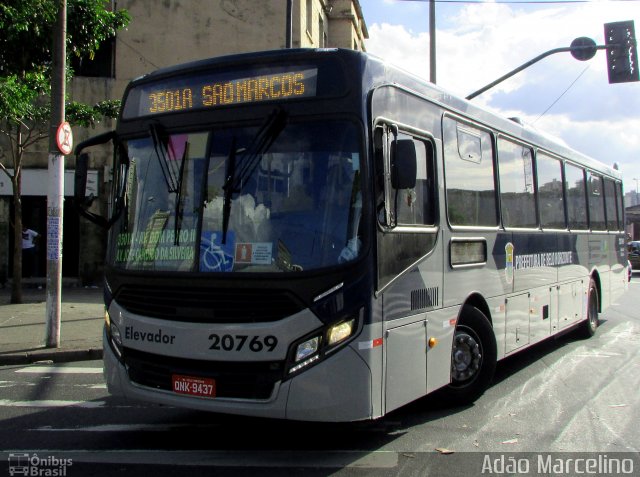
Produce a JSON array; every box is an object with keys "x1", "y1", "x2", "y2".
[{"x1": 0, "y1": 283, "x2": 104, "y2": 365}]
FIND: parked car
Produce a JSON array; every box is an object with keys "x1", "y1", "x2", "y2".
[{"x1": 628, "y1": 241, "x2": 640, "y2": 272}]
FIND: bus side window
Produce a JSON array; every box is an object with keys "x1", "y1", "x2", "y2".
[
  {"x1": 443, "y1": 117, "x2": 498, "y2": 227},
  {"x1": 565, "y1": 163, "x2": 588, "y2": 230},
  {"x1": 616, "y1": 181, "x2": 625, "y2": 231},
  {"x1": 603, "y1": 178, "x2": 619, "y2": 231},
  {"x1": 497, "y1": 138, "x2": 536, "y2": 228},
  {"x1": 392, "y1": 134, "x2": 435, "y2": 227},
  {"x1": 588, "y1": 172, "x2": 607, "y2": 231},
  {"x1": 375, "y1": 122, "x2": 437, "y2": 228},
  {"x1": 537, "y1": 152, "x2": 566, "y2": 229}
]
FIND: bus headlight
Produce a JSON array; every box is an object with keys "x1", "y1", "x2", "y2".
[
  {"x1": 287, "y1": 317, "x2": 358, "y2": 376},
  {"x1": 295, "y1": 336, "x2": 320, "y2": 362},
  {"x1": 105, "y1": 309, "x2": 123, "y2": 359},
  {"x1": 327, "y1": 319, "x2": 355, "y2": 347}
]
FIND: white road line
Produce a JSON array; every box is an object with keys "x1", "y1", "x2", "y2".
[
  {"x1": 0, "y1": 400, "x2": 105, "y2": 408},
  {"x1": 15, "y1": 367, "x2": 102, "y2": 374}
]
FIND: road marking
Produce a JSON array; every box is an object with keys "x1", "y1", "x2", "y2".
[
  {"x1": 15, "y1": 366, "x2": 102, "y2": 374},
  {"x1": 0, "y1": 399, "x2": 105, "y2": 408}
]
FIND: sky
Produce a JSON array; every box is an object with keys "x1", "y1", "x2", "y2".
[{"x1": 359, "y1": 0, "x2": 640, "y2": 195}]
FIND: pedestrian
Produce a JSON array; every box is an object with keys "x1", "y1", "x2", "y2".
[{"x1": 22, "y1": 224, "x2": 39, "y2": 278}]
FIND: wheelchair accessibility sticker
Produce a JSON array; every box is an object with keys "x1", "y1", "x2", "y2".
[{"x1": 200, "y1": 231, "x2": 235, "y2": 272}]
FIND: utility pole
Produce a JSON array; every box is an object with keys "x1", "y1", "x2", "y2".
[
  {"x1": 286, "y1": 0, "x2": 293, "y2": 48},
  {"x1": 401, "y1": 0, "x2": 437, "y2": 83},
  {"x1": 429, "y1": 0, "x2": 436, "y2": 84},
  {"x1": 46, "y1": 0, "x2": 67, "y2": 348}
]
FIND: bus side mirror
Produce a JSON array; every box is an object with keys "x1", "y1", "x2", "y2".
[
  {"x1": 391, "y1": 139, "x2": 417, "y2": 190},
  {"x1": 73, "y1": 130, "x2": 117, "y2": 229},
  {"x1": 74, "y1": 153, "x2": 93, "y2": 206}
]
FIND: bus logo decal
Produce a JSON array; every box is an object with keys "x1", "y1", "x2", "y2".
[{"x1": 505, "y1": 242, "x2": 514, "y2": 284}]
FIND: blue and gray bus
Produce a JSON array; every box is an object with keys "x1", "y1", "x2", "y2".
[{"x1": 75, "y1": 48, "x2": 628, "y2": 421}]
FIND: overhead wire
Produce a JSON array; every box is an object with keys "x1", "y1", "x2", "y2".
[{"x1": 532, "y1": 65, "x2": 591, "y2": 123}]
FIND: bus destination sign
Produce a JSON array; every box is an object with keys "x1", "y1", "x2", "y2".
[{"x1": 123, "y1": 67, "x2": 318, "y2": 118}]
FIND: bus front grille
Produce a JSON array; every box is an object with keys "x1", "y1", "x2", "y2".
[
  {"x1": 114, "y1": 285, "x2": 304, "y2": 323},
  {"x1": 124, "y1": 347, "x2": 284, "y2": 400}
]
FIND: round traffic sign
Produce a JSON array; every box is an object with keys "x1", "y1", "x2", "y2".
[{"x1": 56, "y1": 122, "x2": 73, "y2": 155}]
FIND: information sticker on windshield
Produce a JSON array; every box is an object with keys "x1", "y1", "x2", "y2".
[
  {"x1": 172, "y1": 374, "x2": 216, "y2": 398},
  {"x1": 235, "y1": 242, "x2": 273, "y2": 265}
]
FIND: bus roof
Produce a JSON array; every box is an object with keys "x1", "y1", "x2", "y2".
[{"x1": 130, "y1": 48, "x2": 621, "y2": 180}]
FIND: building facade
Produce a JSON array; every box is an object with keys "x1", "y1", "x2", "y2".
[{"x1": 0, "y1": 0, "x2": 368, "y2": 285}]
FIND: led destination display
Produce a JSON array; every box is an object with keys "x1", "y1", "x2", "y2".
[{"x1": 123, "y1": 67, "x2": 318, "y2": 118}]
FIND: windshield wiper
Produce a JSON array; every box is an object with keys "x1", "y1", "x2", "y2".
[
  {"x1": 221, "y1": 137, "x2": 237, "y2": 245},
  {"x1": 149, "y1": 123, "x2": 179, "y2": 193},
  {"x1": 174, "y1": 142, "x2": 189, "y2": 245},
  {"x1": 220, "y1": 108, "x2": 288, "y2": 244}
]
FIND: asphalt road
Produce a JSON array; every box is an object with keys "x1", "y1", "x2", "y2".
[{"x1": 1, "y1": 278, "x2": 639, "y2": 476}]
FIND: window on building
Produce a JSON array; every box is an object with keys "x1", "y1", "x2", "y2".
[
  {"x1": 319, "y1": 16, "x2": 325, "y2": 47},
  {"x1": 306, "y1": 0, "x2": 313, "y2": 38},
  {"x1": 70, "y1": 38, "x2": 115, "y2": 78},
  {"x1": 497, "y1": 137, "x2": 536, "y2": 228},
  {"x1": 565, "y1": 163, "x2": 588, "y2": 230},
  {"x1": 443, "y1": 117, "x2": 498, "y2": 227},
  {"x1": 536, "y1": 152, "x2": 565, "y2": 229}
]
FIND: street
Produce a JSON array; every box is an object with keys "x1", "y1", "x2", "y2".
[{"x1": 1, "y1": 279, "x2": 639, "y2": 476}]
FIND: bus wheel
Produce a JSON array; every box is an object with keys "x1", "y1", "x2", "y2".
[
  {"x1": 579, "y1": 279, "x2": 599, "y2": 338},
  {"x1": 445, "y1": 305, "x2": 497, "y2": 405}
]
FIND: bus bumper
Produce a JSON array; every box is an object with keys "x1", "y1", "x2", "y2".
[{"x1": 103, "y1": 327, "x2": 374, "y2": 421}]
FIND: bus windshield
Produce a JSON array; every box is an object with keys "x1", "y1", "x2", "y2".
[{"x1": 111, "y1": 119, "x2": 363, "y2": 273}]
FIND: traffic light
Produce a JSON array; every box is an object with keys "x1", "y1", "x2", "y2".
[{"x1": 604, "y1": 21, "x2": 639, "y2": 84}]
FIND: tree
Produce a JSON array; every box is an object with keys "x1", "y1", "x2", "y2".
[{"x1": 0, "y1": 0, "x2": 129, "y2": 303}]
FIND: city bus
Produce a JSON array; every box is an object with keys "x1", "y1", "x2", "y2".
[{"x1": 75, "y1": 48, "x2": 628, "y2": 422}]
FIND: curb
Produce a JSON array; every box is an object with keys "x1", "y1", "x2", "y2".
[{"x1": 0, "y1": 348, "x2": 103, "y2": 366}]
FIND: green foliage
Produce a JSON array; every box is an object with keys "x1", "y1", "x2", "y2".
[
  {"x1": 67, "y1": 0, "x2": 131, "y2": 59},
  {"x1": 66, "y1": 99, "x2": 121, "y2": 128},
  {"x1": 0, "y1": 0, "x2": 130, "y2": 130}
]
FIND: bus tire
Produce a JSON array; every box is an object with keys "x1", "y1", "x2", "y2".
[
  {"x1": 579, "y1": 278, "x2": 599, "y2": 338},
  {"x1": 444, "y1": 305, "x2": 497, "y2": 406}
]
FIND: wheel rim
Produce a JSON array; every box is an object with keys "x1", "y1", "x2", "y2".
[{"x1": 451, "y1": 326, "x2": 483, "y2": 385}]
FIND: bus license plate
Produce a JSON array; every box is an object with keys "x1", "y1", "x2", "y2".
[{"x1": 172, "y1": 374, "x2": 216, "y2": 398}]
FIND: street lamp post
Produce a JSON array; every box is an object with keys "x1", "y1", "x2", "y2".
[
  {"x1": 400, "y1": 0, "x2": 437, "y2": 83},
  {"x1": 429, "y1": 0, "x2": 436, "y2": 84}
]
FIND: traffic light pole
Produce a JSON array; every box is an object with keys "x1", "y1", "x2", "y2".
[{"x1": 466, "y1": 44, "x2": 609, "y2": 100}]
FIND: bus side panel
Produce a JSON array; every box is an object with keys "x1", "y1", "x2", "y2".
[
  {"x1": 611, "y1": 234, "x2": 629, "y2": 304},
  {"x1": 443, "y1": 231, "x2": 512, "y2": 309},
  {"x1": 512, "y1": 232, "x2": 558, "y2": 294},
  {"x1": 384, "y1": 314, "x2": 427, "y2": 413},
  {"x1": 286, "y1": 345, "x2": 374, "y2": 422},
  {"x1": 426, "y1": 306, "x2": 458, "y2": 394}
]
